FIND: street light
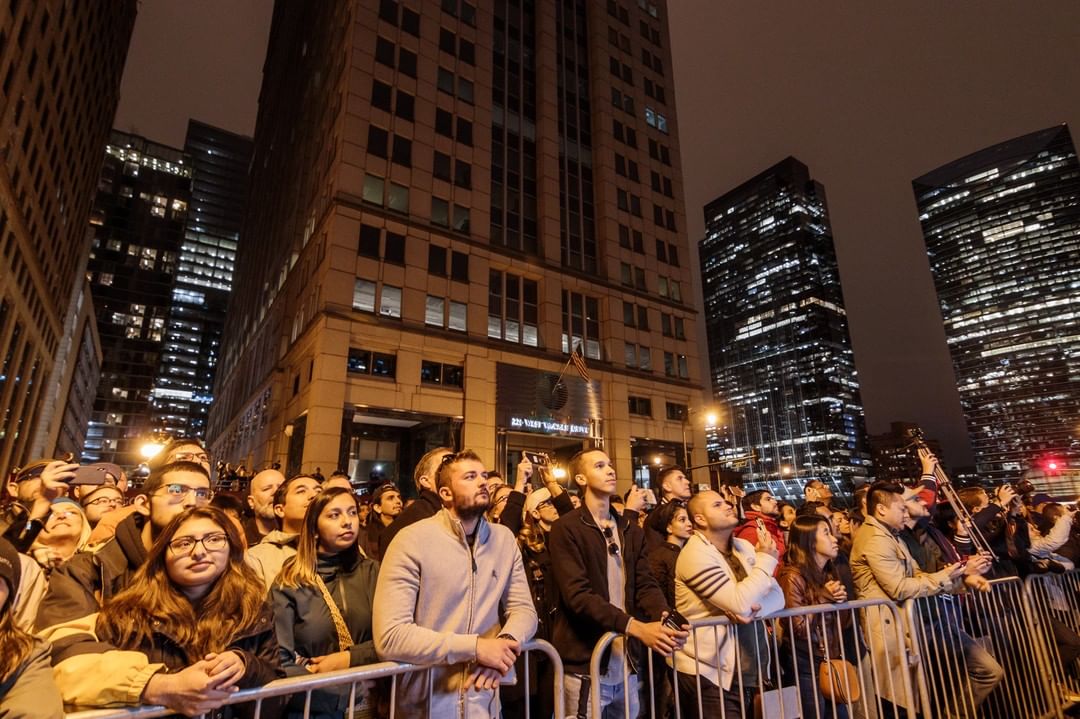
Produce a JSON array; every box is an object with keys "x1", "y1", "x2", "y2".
[{"x1": 139, "y1": 433, "x2": 169, "y2": 460}]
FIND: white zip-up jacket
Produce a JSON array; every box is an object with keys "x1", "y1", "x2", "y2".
[
  {"x1": 672, "y1": 532, "x2": 784, "y2": 689},
  {"x1": 373, "y1": 508, "x2": 537, "y2": 718}
]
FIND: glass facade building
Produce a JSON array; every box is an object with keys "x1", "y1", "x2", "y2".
[
  {"x1": 700, "y1": 157, "x2": 870, "y2": 500},
  {"x1": 913, "y1": 124, "x2": 1080, "y2": 482},
  {"x1": 150, "y1": 121, "x2": 252, "y2": 440}
]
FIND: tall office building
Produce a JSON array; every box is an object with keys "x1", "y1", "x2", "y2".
[
  {"x1": 0, "y1": 0, "x2": 137, "y2": 474},
  {"x1": 913, "y1": 125, "x2": 1080, "y2": 483},
  {"x1": 150, "y1": 121, "x2": 252, "y2": 441},
  {"x1": 868, "y1": 421, "x2": 947, "y2": 483},
  {"x1": 700, "y1": 157, "x2": 870, "y2": 500},
  {"x1": 210, "y1": 0, "x2": 704, "y2": 491},
  {"x1": 82, "y1": 132, "x2": 193, "y2": 465}
]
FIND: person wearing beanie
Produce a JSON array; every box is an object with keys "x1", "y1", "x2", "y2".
[
  {"x1": 0, "y1": 537, "x2": 64, "y2": 718},
  {"x1": 29, "y1": 497, "x2": 93, "y2": 574}
]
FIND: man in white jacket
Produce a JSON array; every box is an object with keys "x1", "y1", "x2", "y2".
[
  {"x1": 374, "y1": 449, "x2": 537, "y2": 718},
  {"x1": 672, "y1": 490, "x2": 785, "y2": 718}
]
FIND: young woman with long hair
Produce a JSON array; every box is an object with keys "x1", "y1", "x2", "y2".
[
  {"x1": 272, "y1": 486, "x2": 379, "y2": 718},
  {"x1": 646, "y1": 501, "x2": 692, "y2": 607},
  {"x1": 778, "y1": 514, "x2": 861, "y2": 719},
  {"x1": 0, "y1": 537, "x2": 63, "y2": 718},
  {"x1": 80, "y1": 506, "x2": 280, "y2": 716}
]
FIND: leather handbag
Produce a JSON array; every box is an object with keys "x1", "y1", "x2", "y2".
[{"x1": 818, "y1": 657, "x2": 861, "y2": 703}]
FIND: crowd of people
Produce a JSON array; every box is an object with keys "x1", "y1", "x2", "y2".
[{"x1": 0, "y1": 439, "x2": 1075, "y2": 718}]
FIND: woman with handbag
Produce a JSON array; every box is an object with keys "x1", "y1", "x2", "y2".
[
  {"x1": 778, "y1": 514, "x2": 863, "y2": 719},
  {"x1": 272, "y1": 487, "x2": 380, "y2": 719}
]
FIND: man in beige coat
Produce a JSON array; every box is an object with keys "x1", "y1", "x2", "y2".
[{"x1": 851, "y1": 481, "x2": 1001, "y2": 715}]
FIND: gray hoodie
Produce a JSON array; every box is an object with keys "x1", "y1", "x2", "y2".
[{"x1": 373, "y1": 509, "x2": 538, "y2": 718}]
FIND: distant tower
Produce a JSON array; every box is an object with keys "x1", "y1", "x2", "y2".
[
  {"x1": 913, "y1": 125, "x2": 1080, "y2": 482},
  {"x1": 700, "y1": 157, "x2": 870, "y2": 501}
]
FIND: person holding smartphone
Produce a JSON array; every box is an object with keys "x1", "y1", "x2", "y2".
[{"x1": 733, "y1": 489, "x2": 786, "y2": 574}]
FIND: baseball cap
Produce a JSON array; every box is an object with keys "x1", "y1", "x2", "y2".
[
  {"x1": 372, "y1": 483, "x2": 400, "y2": 504},
  {"x1": 525, "y1": 488, "x2": 553, "y2": 514}
]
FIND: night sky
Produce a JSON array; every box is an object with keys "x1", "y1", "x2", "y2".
[{"x1": 114, "y1": 1, "x2": 1080, "y2": 468}]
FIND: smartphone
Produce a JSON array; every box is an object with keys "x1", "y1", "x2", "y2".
[
  {"x1": 756, "y1": 517, "x2": 768, "y2": 535},
  {"x1": 523, "y1": 451, "x2": 548, "y2": 467},
  {"x1": 642, "y1": 488, "x2": 658, "y2": 507},
  {"x1": 72, "y1": 465, "x2": 117, "y2": 486},
  {"x1": 663, "y1": 609, "x2": 689, "y2": 631}
]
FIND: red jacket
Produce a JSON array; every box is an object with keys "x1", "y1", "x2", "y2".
[{"x1": 734, "y1": 511, "x2": 786, "y2": 574}]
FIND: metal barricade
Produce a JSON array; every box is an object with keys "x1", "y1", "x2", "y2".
[
  {"x1": 903, "y1": 577, "x2": 1060, "y2": 719},
  {"x1": 586, "y1": 599, "x2": 915, "y2": 719},
  {"x1": 1024, "y1": 570, "x2": 1080, "y2": 710},
  {"x1": 62, "y1": 639, "x2": 564, "y2": 719}
]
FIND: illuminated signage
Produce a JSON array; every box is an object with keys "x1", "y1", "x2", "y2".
[{"x1": 509, "y1": 416, "x2": 589, "y2": 437}]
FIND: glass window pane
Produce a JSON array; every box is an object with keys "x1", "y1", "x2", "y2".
[
  {"x1": 449, "y1": 301, "x2": 467, "y2": 331},
  {"x1": 362, "y1": 175, "x2": 384, "y2": 205},
  {"x1": 425, "y1": 296, "x2": 444, "y2": 326},
  {"x1": 380, "y1": 285, "x2": 402, "y2": 318},
  {"x1": 353, "y1": 279, "x2": 376, "y2": 312},
  {"x1": 387, "y1": 183, "x2": 409, "y2": 213}
]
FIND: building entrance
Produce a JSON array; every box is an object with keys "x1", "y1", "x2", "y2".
[{"x1": 500, "y1": 432, "x2": 586, "y2": 486}]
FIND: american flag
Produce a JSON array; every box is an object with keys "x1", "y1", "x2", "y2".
[{"x1": 570, "y1": 345, "x2": 591, "y2": 381}]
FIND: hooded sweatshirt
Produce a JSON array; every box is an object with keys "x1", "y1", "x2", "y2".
[{"x1": 247, "y1": 530, "x2": 299, "y2": 591}]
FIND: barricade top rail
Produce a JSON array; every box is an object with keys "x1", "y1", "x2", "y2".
[{"x1": 63, "y1": 638, "x2": 562, "y2": 719}]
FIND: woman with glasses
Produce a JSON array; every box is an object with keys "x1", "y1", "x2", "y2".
[
  {"x1": 272, "y1": 487, "x2": 379, "y2": 718},
  {"x1": 60, "y1": 506, "x2": 281, "y2": 716}
]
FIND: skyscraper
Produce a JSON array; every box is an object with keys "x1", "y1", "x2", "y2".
[
  {"x1": 868, "y1": 421, "x2": 947, "y2": 483},
  {"x1": 150, "y1": 121, "x2": 252, "y2": 441},
  {"x1": 83, "y1": 132, "x2": 193, "y2": 465},
  {"x1": 0, "y1": 0, "x2": 137, "y2": 474},
  {"x1": 209, "y1": 0, "x2": 705, "y2": 491},
  {"x1": 913, "y1": 125, "x2": 1080, "y2": 483},
  {"x1": 700, "y1": 157, "x2": 870, "y2": 500}
]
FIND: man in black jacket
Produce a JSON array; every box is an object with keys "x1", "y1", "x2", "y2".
[
  {"x1": 378, "y1": 446, "x2": 452, "y2": 559},
  {"x1": 549, "y1": 448, "x2": 687, "y2": 718}
]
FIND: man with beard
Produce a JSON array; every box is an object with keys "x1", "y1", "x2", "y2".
[
  {"x1": 374, "y1": 449, "x2": 537, "y2": 718},
  {"x1": 243, "y1": 468, "x2": 284, "y2": 545}
]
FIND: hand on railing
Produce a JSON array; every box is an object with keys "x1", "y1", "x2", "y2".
[
  {"x1": 963, "y1": 574, "x2": 992, "y2": 592},
  {"x1": 204, "y1": 651, "x2": 246, "y2": 687},
  {"x1": 465, "y1": 665, "x2": 505, "y2": 691},
  {"x1": 308, "y1": 650, "x2": 351, "y2": 674},
  {"x1": 627, "y1": 616, "x2": 688, "y2": 656},
  {"x1": 142, "y1": 660, "x2": 239, "y2": 716},
  {"x1": 476, "y1": 636, "x2": 519, "y2": 674}
]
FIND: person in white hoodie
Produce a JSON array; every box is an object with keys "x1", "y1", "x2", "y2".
[
  {"x1": 672, "y1": 490, "x2": 785, "y2": 718},
  {"x1": 373, "y1": 449, "x2": 537, "y2": 718}
]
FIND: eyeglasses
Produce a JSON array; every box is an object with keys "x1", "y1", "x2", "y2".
[
  {"x1": 172, "y1": 451, "x2": 210, "y2": 464},
  {"x1": 158, "y1": 483, "x2": 213, "y2": 502},
  {"x1": 602, "y1": 525, "x2": 621, "y2": 558},
  {"x1": 84, "y1": 496, "x2": 125, "y2": 508},
  {"x1": 167, "y1": 532, "x2": 229, "y2": 554}
]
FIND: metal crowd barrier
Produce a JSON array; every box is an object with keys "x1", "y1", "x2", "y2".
[
  {"x1": 903, "y1": 577, "x2": 1059, "y2": 719},
  {"x1": 587, "y1": 599, "x2": 914, "y2": 719},
  {"x1": 1024, "y1": 570, "x2": 1080, "y2": 711},
  {"x1": 63, "y1": 639, "x2": 564, "y2": 719}
]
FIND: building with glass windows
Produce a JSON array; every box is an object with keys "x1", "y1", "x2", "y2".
[
  {"x1": 208, "y1": 0, "x2": 705, "y2": 493},
  {"x1": 82, "y1": 133, "x2": 193, "y2": 465},
  {"x1": 0, "y1": 1, "x2": 136, "y2": 474},
  {"x1": 913, "y1": 124, "x2": 1080, "y2": 484},
  {"x1": 700, "y1": 157, "x2": 870, "y2": 500},
  {"x1": 150, "y1": 121, "x2": 252, "y2": 442}
]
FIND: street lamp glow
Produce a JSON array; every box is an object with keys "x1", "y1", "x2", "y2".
[
  {"x1": 140, "y1": 440, "x2": 166, "y2": 460},
  {"x1": 653, "y1": 455, "x2": 662, "y2": 465},
  {"x1": 705, "y1": 412, "x2": 719, "y2": 426},
  {"x1": 552, "y1": 467, "x2": 567, "y2": 479},
  {"x1": 781, "y1": 465, "x2": 793, "y2": 476}
]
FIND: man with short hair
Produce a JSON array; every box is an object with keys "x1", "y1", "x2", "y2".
[
  {"x1": 673, "y1": 490, "x2": 785, "y2": 718},
  {"x1": 78, "y1": 485, "x2": 126, "y2": 529},
  {"x1": 363, "y1": 482, "x2": 402, "y2": 560},
  {"x1": 655, "y1": 466, "x2": 691, "y2": 504},
  {"x1": 374, "y1": 449, "x2": 536, "y2": 718},
  {"x1": 803, "y1": 478, "x2": 834, "y2": 508},
  {"x1": 733, "y1": 489, "x2": 786, "y2": 572},
  {"x1": 3, "y1": 459, "x2": 76, "y2": 551},
  {"x1": 852, "y1": 481, "x2": 1000, "y2": 714},
  {"x1": 324, "y1": 469, "x2": 353, "y2": 492},
  {"x1": 379, "y1": 446, "x2": 453, "y2": 558},
  {"x1": 243, "y1": 468, "x2": 284, "y2": 545},
  {"x1": 550, "y1": 449, "x2": 685, "y2": 718},
  {"x1": 35, "y1": 462, "x2": 220, "y2": 707},
  {"x1": 246, "y1": 474, "x2": 321, "y2": 589}
]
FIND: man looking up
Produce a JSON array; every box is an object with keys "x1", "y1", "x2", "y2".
[
  {"x1": 672, "y1": 490, "x2": 785, "y2": 718},
  {"x1": 379, "y1": 446, "x2": 453, "y2": 558},
  {"x1": 246, "y1": 474, "x2": 321, "y2": 590},
  {"x1": 374, "y1": 449, "x2": 536, "y2": 718},
  {"x1": 656, "y1": 466, "x2": 691, "y2": 504},
  {"x1": 243, "y1": 468, "x2": 285, "y2": 545},
  {"x1": 3, "y1": 459, "x2": 76, "y2": 551},
  {"x1": 851, "y1": 481, "x2": 999, "y2": 715},
  {"x1": 363, "y1": 482, "x2": 402, "y2": 560},
  {"x1": 734, "y1": 489, "x2": 786, "y2": 572},
  {"x1": 550, "y1": 448, "x2": 686, "y2": 718}
]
